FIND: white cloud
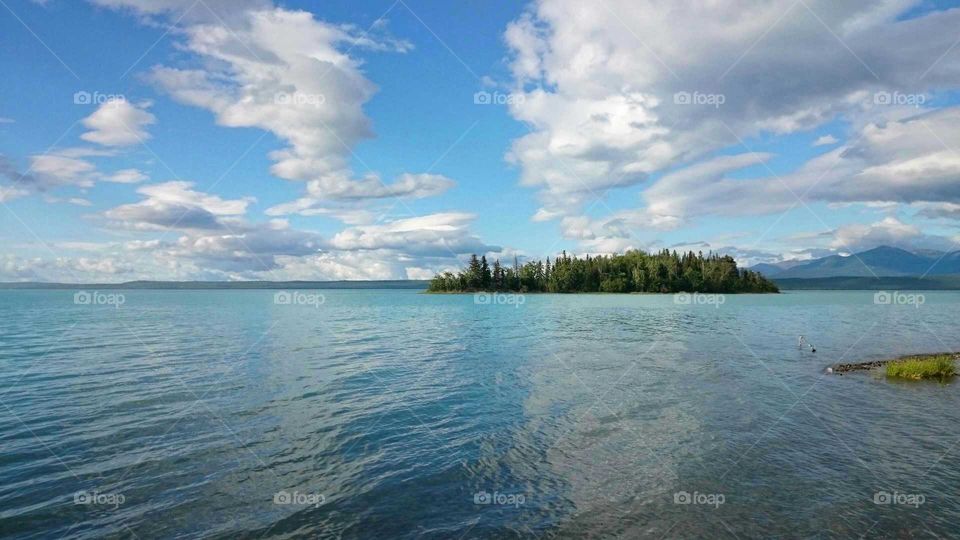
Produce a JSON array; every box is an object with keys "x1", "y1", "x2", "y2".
[
  {"x1": 268, "y1": 173, "x2": 455, "y2": 216},
  {"x1": 531, "y1": 208, "x2": 563, "y2": 222},
  {"x1": 272, "y1": 251, "x2": 405, "y2": 281},
  {"x1": 0, "y1": 186, "x2": 29, "y2": 203},
  {"x1": 503, "y1": 0, "x2": 960, "y2": 251},
  {"x1": 88, "y1": 0, "x2": 269, "y2": 17},
  {"x1": 28, "y1": 154, "x2": 97, "y2": 188},
  {"x1": 138, "y1": 5, "x2": 420, "y2": 211},
  {"x1": 812, "y1": 134, "x2": 839, "y2": 146},
  {"x1": 645, "y1": 107, "x2": 960, "y2": 223},
  {"x1": 308, "y1": 173, "x2": 454, "y2": 201},
  {"x1": 80, "y1": 99, "x2": 156, "y2": 147},
  {"x1": 43, "y1": 0, "x2": 501, "y2": 282},
  {"x1": 330, "y1": 212, "x2": 498, "y2": 257},
  {"x1": 1, "y1": 150, "x2": 150, "y2": 200},
  {"x1": 90, "y1": 180, "x2": 494, "y2": 280},
  {"x1": 0, "y1": 253, "x2": 135, "y2": 282},
  {"x1": 783, "y1": 217, "x2": 960, "y2": 255},
  {"x1": 105, "y1": 168, "x2": 148, "y2": 183},
  {"x1": 104, "y1": 181, "x2": 254, "y2": 231},
  {"x1": 829, "y1": 217, "x2": 924, "y2": 252}
]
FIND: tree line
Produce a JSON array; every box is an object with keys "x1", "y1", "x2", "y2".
[{"x1": 428, "y1": 250, "x2": 779, "y2": 294}]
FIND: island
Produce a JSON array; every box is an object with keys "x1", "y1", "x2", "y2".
[{"x1": 428, "y1": 250, "x2": 779, "y2": 293}]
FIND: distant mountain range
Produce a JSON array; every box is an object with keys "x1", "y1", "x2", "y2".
[{"x1": 750, "y1": 246, "x2": 960, "y2": 279}]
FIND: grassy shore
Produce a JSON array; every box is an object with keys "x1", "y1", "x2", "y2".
[{"x1": 886, "y1": 354, "x2": 957, "y2": 380}]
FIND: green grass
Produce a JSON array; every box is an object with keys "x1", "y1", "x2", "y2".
[{"x1": 886, "y1": 355, "x2": 957, "y2": 380}]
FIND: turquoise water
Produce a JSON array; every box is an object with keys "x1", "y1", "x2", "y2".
[{"x1": 1, "y1": 289, "x2": 959, "y2": 538}]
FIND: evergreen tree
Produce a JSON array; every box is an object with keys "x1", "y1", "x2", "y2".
[
  {"x1": 480, "y1": 255, "x2": 492, "y2": 289},
  {"x1": 467, "y1": 254, "x2": 482, "y2": 290},
  {"x1": 427, "y1": 250, "x2": 779, "y2": 294}
]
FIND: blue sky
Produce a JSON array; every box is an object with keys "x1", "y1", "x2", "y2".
[{"x1": 2, "y1": 0, "x2": 960, "y2": 281}]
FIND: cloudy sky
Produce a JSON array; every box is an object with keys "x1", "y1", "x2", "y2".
[{"x1": 2, "y1": 0, "x2": 960, "y2": 282}]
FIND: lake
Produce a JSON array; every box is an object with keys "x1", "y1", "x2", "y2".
[{"x1": 1, "y1": 289, "x2": 959, "y2": 538}]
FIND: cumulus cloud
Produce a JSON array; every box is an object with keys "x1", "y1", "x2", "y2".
[
  {"x1": 0, "y1": 186, "x2": 29, "y2": 203},
  {"x1": 0, "y1": 253, "x2": 135, "y2": 282},
  {"x1": 268, "y1": 173, "x2": 455, "y2": 217},
  {"x1": 28, "y1": 0, "x2": 498, "y2": 282},
  {"x1": 88, "y1": 0, "x2": 270, "y2": 18},
  {"x1": 80, "y1": 99, "x2": 156, "y2": 147},
  {"x1": 504, "y1": 0, "x2": 960, "y2": 251},
  {"x1": 0, "y1": 150, "x2": 151, "y2": 201},
  {"x1": 330, "y1": 213, "x2": 499, "y2": 257},
  {"x1": 638, "y1": 107, "x2": 960, "y2": 223},
  {"x1": 0, "y1": 152, "x2": 102, "y2": 199},
  {"x1": 0, "y1": 99, "x2": 155, "y2": 201},
  {"x1": 826, "y1": 217, "x2": 959, "y2": 253},
  {"x1": 812, "y1": 134, "x2": 839, "y2": 146},
  {"x1": 29, "y1": 154, "x2": 98, "y2": 188},
  {"x1": 915, "y1": 202, "x2": 960, "y2": 220},
  {"x1": 104, "y1": 181, "x2": 253, "y2": 231},
  {"x1": 90, "y1": 179, "x2": 495, "y2": 280},
  {"x1": 132, "y1": 3, "x2": 421, "y2": 212},
  {"x1": 105, "y1": 168, "x2": 148, "y2": 183},
  {"x1": 166, "y1": 225, "x2": 324, "y2": 273}
]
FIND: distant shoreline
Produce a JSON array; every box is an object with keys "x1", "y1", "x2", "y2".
[
  {"x1": 0, "y1": 280, "x2": 431, "y2": 290},
  {"x1": 774, "y1": 275, "x2": 960, "y2": 290},
  {"x1": 423, "y1": 290, "x2": 778, "y2": 295},
  {"x1": 2, "y1": 281, "x2": 954, "y2": 292}
]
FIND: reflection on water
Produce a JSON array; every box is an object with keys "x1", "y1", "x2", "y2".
[{"x1": 0, "y1": 290, "x2": 959, "y2": 538}]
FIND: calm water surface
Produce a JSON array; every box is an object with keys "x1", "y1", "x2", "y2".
[{"x1": 1, "y1": 289, "x2": 959, "y2": 538}]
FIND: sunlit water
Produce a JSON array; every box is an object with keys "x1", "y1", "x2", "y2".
[{"x1": 1, "y1": 289, "x2": 959, "y2": 538}]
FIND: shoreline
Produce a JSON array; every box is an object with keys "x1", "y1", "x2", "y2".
[
  {"x1": 422, "y1": 290, "x2": 781, "y2": 295},
  {"x1": 830, "y1": 352, "x2": 960, "y2": 374}
]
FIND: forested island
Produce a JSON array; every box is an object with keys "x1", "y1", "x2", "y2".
[{"x1": 428, "y1": 250, "x2": 779, "y2": 293}]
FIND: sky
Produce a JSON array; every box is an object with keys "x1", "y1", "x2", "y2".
[{"x1": 2, "y1": 0, "x2": 960, "y2": 282}]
